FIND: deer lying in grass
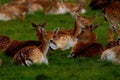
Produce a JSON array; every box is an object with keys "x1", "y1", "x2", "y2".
[
  {"x1": 45, "y1": 0, "x2": 68, "y2": 15},
  {"x1": 0, "y1": 1, "x2": 28, "y2": 21},
  {"x1": 100, "y1": 46, "x2": 120, "y2": 64},
  {"x1": 45, "y1": 0, "x2": 86, "y2": 15},
  {"x1": 13, "y1": 22, "x2": 51, "y2": 66},
  {"x1": 64, "y1": 0, "x2": 86, "y2": 14},
  {"x1": 0, "y1": 34, "x2": 41, "y2": 57}
]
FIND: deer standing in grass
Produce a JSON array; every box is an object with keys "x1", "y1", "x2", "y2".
[
  {"x1": 89, "y1": 1, "x2": 120, "y2": 42},
  {"x1": 13, "y1": 22, "x2": 51, "y2": 66}
]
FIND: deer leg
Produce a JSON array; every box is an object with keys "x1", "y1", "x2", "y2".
[{"x1": 107, "y1": 28, "x2": 114, "y2": 42}]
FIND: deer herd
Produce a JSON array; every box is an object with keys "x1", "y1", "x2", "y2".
[{"x1": 0, "y1": 0, "x2": 120, "y2": 66}]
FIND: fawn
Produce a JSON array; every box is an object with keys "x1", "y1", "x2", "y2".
[
  {"x1": 0, "y1": 0, "x2": 28, "y2": 21},
  {"x1": 64, "y1": 0, "x2": 86, "y2": 14},
  {"x1": 50, "y1": 20, "x2": 80, "y2": 50},
  {"x1": 45, "y1": 0, "x2": 86, "y2": 15},
  {"x1": 13, "y1": 22, "x2": 51, "y2": 66},
  {"x1": 45, "y1": 0, "x2": 68, "y2": 15}
]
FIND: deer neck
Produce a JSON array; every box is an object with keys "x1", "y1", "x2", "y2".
[{"x1": 39, "y1": 39, "x2": 49, "y2": 56}]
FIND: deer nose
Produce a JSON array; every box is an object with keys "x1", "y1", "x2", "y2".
[{"x1": 50, "y1": 40, "x2": 54, "y2": 43}]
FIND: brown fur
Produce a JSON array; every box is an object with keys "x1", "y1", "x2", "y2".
[
  {"x1": 13, "y1": 46, "x2": 43, "y2": 65},
  {"x1": 4, "y1": 40, "x2": 41, "y2": 57},
  {"x1": 69, "y1": 41, "x2": 104, "y2": 58},
  {"x1": 0, "y1": 35, "x2": 11, "y2": 52},
  {"x1": 105, "y1": 40, "x2": 120, "y2": 49}
]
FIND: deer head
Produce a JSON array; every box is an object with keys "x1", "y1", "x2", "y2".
[{"x1": 50, "y1": 20, "x2": 80, "y2": 50}]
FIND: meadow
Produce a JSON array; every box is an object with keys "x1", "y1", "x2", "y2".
[{"x1": 0, "y1": 0, "x2": 120, "y2": 80}]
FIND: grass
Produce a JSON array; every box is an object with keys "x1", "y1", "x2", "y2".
[{"x1": 0, "y1": 0, "x2": 120, "y2": 80}]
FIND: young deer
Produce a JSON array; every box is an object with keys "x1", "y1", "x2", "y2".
[
  {"x1": 0, "y1": 1, "x2": 28, "y2": 21},
  {"x1": 45, "y1": 0, "x2": 86, "y2": 15},
  {"x1": 45, "y1": 0, "x2": 68, "y2": 15},
  {"x1": 64, "y1": 0, "x2": 86, "y2": 14},
  {"x1": 50, "y1": 20, "x2": 80, "y2": 50},
  {"x1": 100, "y1": 46, "x2": 120, "y2": 64},
  {"x1": 13, "y1": 22, "x2": 51, "y2": 66}
]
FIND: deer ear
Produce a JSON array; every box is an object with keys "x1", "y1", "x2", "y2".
[
  {"x1": 32, "y1": 23, "x2": 38, "y2": 28},
  {"x1": 53, "y1": 27, "x2": 60, "y2": 35},
  {"x1": 72, "y1": 20, "x2": 81, "y2": 37},
  {"x1": 38, "y1": 26, "x2": 44, "y2": 33}
]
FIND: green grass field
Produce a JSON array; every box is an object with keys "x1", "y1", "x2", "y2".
[{"x1": 0, "y1": 0, "x2": 120, "y2": 80}]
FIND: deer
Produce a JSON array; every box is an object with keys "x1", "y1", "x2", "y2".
[
  {"x1": 13, "y1": 22, "x2": 52, "y2": 66},
  {"x1": 100, "y1": 46, "x2": 120, "y2": 64},
  {"x1": 0, "y1": 0, "x2": 28, "y2": 21},
  {"x1": 45, "y1": 0, "x2": 68, "y2": 15},
  {"x1": 64, "y1": 0, "x2": 86, "y2": 14},
  {"x1": 103, "y1": 2, "x2": 120, "y2": 42},
  {"x1": 50, "y1": 20, "x2": 80, "y2": 50},
  {"x1": 45, "y1": 0, "x2": 86, "y2": 15}
]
